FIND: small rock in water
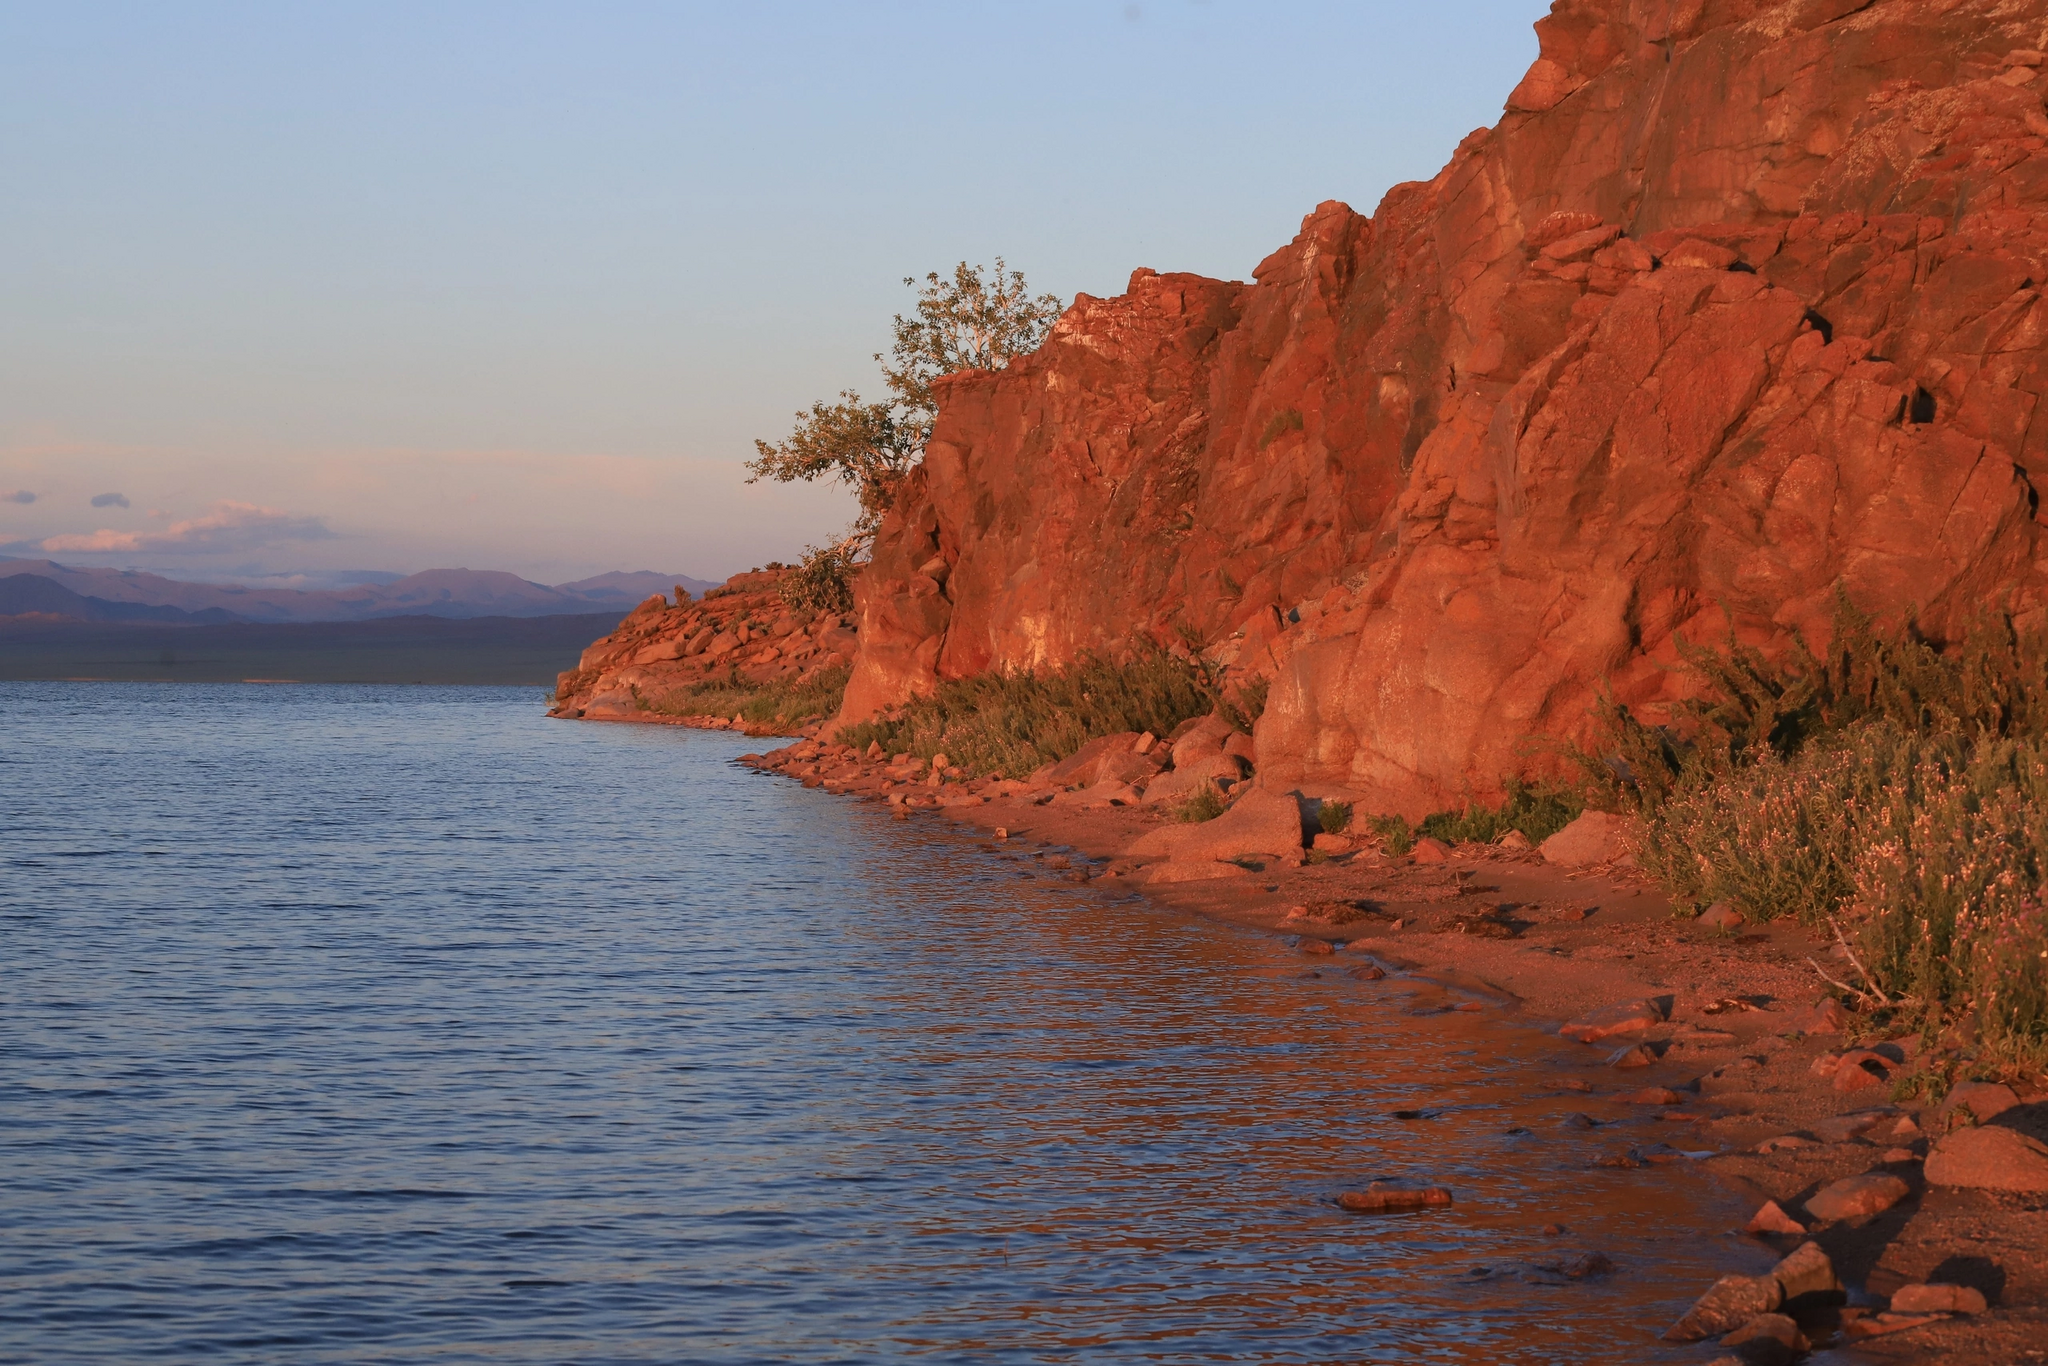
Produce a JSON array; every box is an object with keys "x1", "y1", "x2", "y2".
[
  {"x1": 1606, "y1": 1042, "x2": 1657, "y2": 1068},
  {"x1": 1298, "y1": 937, "x2": 1335, "y2": 956},
  {"x1": 1560, "y1": 1112, "x2": 1598, "y2": 1129},
  {"x1": 1540, "y1": 1222, "x2": 1566, "y2": 1236},
  {"x1": 1720, "y1": 1311, "x2": 1807, "y2": 1366},
  {"x1": 1560, "y1": 997, "x2": 1669, "y2": 1042},
  {"x1": 1336, "y1": 1183, "x2": 1453, "y2": 1213},
  {"x1": 1803, "y1": 1171, "x2": 1909, "y2": 1222},
  {"x1": 993, "y1": 827, "x2": 1009, "y2": 840},
  {"x1": 1348, "y1": 963, "x2": 1386, "y2": 981},
  {"x1": 1744, "y1": 1200, "x2": 1806, "y2": 1236},
  {"x1": 1560, "y1": 1077, "x2": 1593, "y2": 1092},
  {"x1": 1622, "y1": 1087, "x2": 1683, "y2": 1105},
  {"x1": 1889, "y1": 1282, "x2": 1987, "y2": 1315}
]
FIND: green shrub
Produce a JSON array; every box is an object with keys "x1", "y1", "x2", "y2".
[
  {"x1": 1258, "y1": 408, "x2": 1304, "y2": 449},
  {"x1": 1219, "y1": 675, "x2": 1269, "y2": 733},
  {"x1": 834, "y1": 645, "x2": 1219, "y2": 778},
  {"x1": 1318, "y1": 799, "x2": 1353, "y2": 835},
  {"x1": 778, "y1": 544, "x2": 857, "y2": 615},
  {"x1": 644, "y1": 663, "x2": 851, "y2": 731},
  {"x1": 1175, "y1": 786, "x2": 1226, "y2": 823},
  {"x1": 1368, "y1": 813, "x2": 1415, "y2": 856},
  {"x1": 1417, "y1": 780, "x2": 1581, "y2": 847}
]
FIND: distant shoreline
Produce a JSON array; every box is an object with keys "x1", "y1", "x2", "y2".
[{"x1": 0, "y1": 612, "x2": 624, "y2": 686}]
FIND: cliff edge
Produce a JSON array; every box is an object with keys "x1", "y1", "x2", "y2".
[{"x1": 843, "y1": 0, "x2": 2048, "y2": 815}]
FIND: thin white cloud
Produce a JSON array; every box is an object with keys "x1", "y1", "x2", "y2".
[
  {"x1": 3, "y1": 490, "x2": 34, "y2": 504},
  {"x1": 41, "y1": 501, "x2": 335, "y2": 555}
]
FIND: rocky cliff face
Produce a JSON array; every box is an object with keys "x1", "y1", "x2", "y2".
[
  {"x1": 552, "y1": 570, "x2": 858, "y2": 723},
  {"x1": 843, "y1": 0, "x2": 2048, "y2": 814}
]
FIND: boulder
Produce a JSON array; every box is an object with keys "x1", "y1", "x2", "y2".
[
  {"x1": 1047, "y1": 732, "x2": 1144, "y2": 787},
  {"x1": 1539, "y1": 812, "x2": 1630, "y2": 867},
  {"x1": 1141, "y1": 753, "x2": 1245, "y2": 805},
  {"x1": 1802, "y1": 1172, "x2": 1909, "y2": 1222},
  {"x1": 1410, "y1": 836, "x2": 1452, "y2": 862},
  {"x1": 1925, "y1": 1123, "x2": 2048, "y2": 1192},
  {"x1": 1127, "y1": 789, "x2": 1308, "y2": 862}
]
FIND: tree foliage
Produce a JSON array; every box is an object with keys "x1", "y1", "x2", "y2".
[{"x1": 747, "y1": 260, "x2": 1063, "y2": 537}]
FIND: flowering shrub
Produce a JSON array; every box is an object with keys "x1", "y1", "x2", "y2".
[{"x1": 1598, "y1": 598, "x2": 2048, "y2": 1061}]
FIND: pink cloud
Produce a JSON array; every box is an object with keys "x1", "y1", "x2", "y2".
[{"x1": 41, "y1": 501, "x2": 334, "y2": 554}]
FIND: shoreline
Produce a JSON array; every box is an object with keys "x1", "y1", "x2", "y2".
[{"x1": 660, "y1": 719, "x2": 2044, "y2": 1363}]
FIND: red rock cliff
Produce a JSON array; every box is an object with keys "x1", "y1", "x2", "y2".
[{"x1": 843, "y1": 0, "x2": 2048, "y2": 815}]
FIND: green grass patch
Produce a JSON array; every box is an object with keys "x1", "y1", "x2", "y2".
[
  {"x1": 642, "y1": 663, "x2": 851, "y2": 731},
  {"x1": 837, "y1": 646, "x2": 1222, "y2": 779},
  {"x1": 1174, "y1": 786, "x2": 1226, "y2": 823},
  {"x1": 1418, "y1": 780, "x2": 1582, "y2": 846},
  {"x1": 1318, "y1": 799, "x2": 1352, "y2": 836}
]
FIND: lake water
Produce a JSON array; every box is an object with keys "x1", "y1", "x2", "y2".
[{"x1": 1, "y1": 683, "x2": 1759, "y2": 1363}]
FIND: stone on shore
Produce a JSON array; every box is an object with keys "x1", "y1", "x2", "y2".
[
  {"x1": 1410, "y1": 836, "x2": 1451, "y2": 863},
  {"x1": 1127, "y1": 789, "x2": 1306, "y2": 863},
  {"x1": 1698, "y1": 902, "x2": 1745, "y2": 931},
  {"x1": 1889, "y1": 1282, "x2": 1987, "y2": 1314},
  {"x1": 1769, "y1": 1241, "x2": 1839, "y2": 1301},
  {"x1": 1663, "y1": 1275, "x2": 1783, "y2": 1341},
  {"x1": 1539, "y1": 811, "x2": 1629, "y2": 866},
  {"x1": 1940, "y1": 1080, "x2": 2020, "y2": 1123},
  {"x1": 1925, "y1": 1123, "x2": 2048, "y2": 1192},
  {"x1": 1143, "y1": 861, "x2": 1253, "y2": 885},
  {"x1": 1721, "y1": 1312, "x2": 1806, "y2": 1366},
  {"x1": 1744, "y1": 1200, "x2": 1805, "y2": 1236},
  {"x1": 1559, "y1": 997, "x2": 1669, "y2": 1042},
  {"x1": 1803, "y1": 1172, "x2": 1909, "y2": 1222},
  {"x1": 1606, "y1": 1042, "x2": 1656, "y2": 1068}
]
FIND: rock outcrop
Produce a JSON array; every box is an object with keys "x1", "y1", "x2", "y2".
[
  {"x1": 551, "y1": 569, "x2": 858, "y2": 723},
  {"x1": 842, "y1": 0, "x2": 2048, "y2": 814}
]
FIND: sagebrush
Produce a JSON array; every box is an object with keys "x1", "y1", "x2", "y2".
[{"x1": 1598, "y1": 596, "x2": 2048, "y2": 1060}]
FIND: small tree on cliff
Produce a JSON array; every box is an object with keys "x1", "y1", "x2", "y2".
[{"x1": 747, "y1": 260, "x2": 1064, "y2": 542}]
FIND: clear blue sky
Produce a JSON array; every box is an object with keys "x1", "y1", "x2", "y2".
[{"x1": 0, "y1": 1, "x2": 1546, "y2": 586}]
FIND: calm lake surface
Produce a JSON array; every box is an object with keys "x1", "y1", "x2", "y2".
[{"x1": 1, "y1": 684, "x2": 1759, "y2": 1363}]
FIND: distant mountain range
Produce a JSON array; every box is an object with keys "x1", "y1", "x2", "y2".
[{"x1": 0, "y1": 559, "x2": 718, "y2": 624}]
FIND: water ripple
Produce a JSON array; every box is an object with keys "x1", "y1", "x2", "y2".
[{"x1": 0, "y1": 683, "x2": 1755, "y2": 1363}]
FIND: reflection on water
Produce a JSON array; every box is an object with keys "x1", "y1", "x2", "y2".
[{"x1": 0, "y1": 684, "x2": 1754, "y2": 1363}]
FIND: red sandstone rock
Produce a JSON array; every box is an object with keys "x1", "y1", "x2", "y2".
[
  {"x1": 1803, "y1": 1171, "x2": 1910, "y2": 1221},
  {"x1": 836, "y1": 0, "x2": 2048, "y2": 815},
  {"x1": 1127, "y1": 788, "x2": 1307, "y2": 862},
  {"x1": 1560, "y1": 997, "x2": 1669, "y2": 1042},
  {"x1": 1539, "y1": 811, "x2": 1631, "y2": 866},
  {"x1": 1745, "y1": 1200, "x2": 1807, "y2": 1236},
  {"x1": 1890, "y1": 1282, "x2": 1988, "y2": 1314},
  {"x1": 1925, "y1": 1123, "x2": 2048, "y2": 1191}
]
